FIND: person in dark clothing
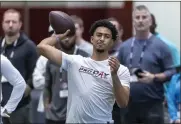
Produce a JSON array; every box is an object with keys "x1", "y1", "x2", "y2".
[
  {"x1": 117, "y1": 5, "x2": 175, "y2": 124},
  {"x1": 43, "y1": 28, "x2": 89, "y2": 124},
  {"x1": 150, "y1": 13, "x2": 180, "y2": 123},
  {"x1": 107, "y1": 17, "x2": 125, "y2": 124},
  {"x1": 0, "y1": 9, "x2": 38, "y2": 124},
  {"x1": 107, "y1": 17, "x2": 123, "y2": 57}
]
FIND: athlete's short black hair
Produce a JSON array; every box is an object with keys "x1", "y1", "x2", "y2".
[{"x1": 89, "y1": 19, "x2": 118, "y2": 41}]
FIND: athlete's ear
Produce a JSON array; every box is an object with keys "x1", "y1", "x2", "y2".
[{"x1": 90, "y1": 36, "x2": 94, "y2": 44}]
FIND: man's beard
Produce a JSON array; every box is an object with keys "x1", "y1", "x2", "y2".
[
  {"x1": 59, "y1": 41, "x2": 75, "y2": 50},
  {"x1": 96, "y1": 49, "x2": 105, "y2": 53},
  {"x1": 6, "y1": 31, "x2": 17, "y2": 36}
]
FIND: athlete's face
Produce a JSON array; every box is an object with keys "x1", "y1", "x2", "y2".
[{"x1": 91, "y1": 26, "x2": 113, "y2": 53}]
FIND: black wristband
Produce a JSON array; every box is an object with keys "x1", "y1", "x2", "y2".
[{"x1": 153, "y1": 74, "x2": 159, "y2": 83}]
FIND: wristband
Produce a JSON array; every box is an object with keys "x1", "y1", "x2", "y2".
[
  {"x1": 55, "y1": 35, "x2": 60, "y2": 43},
  {"x1": 153, "y1": 74, "x2": 159, "y2": 83}
]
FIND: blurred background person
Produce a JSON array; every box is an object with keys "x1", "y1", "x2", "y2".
[
  {"x1": 0, "y1": 9, "x2": 38, "y2": 124},
  {"x1": 108, "y1": 17, "x2": 123, "y2": 57},
  {"x1": 150, "y1": 13, "x2": 181, "y2": 123},
  {"x1": 70, "y1": 15, "x2": 93, "y2": 55},
  {"x1": 107, "y1": 17, "x2": 125, "y2": 124},
  {"x1": 30, "y1": 25, "x2": 55, "y2": 124},
  {"x1": 167, "y1": 71, "x2": 180, "y2": 124},
  {"x1": 150, "y1": 13, "x2": 180, "y2": 66},
  {"x1": 118, "y1": 5, "x2": 175, "y2": 124},
  {"x1": 43, "y1": 25, "x2": 89, "y2": 124}
]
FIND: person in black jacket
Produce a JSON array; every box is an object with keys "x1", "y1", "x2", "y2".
[{"x1": 0, "y1": 9, "x2": 38, "y2": 124}]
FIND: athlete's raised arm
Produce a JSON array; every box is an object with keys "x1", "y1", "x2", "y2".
[{"x1": 37, "y1": 30, "x2": 70, "y2": 66}]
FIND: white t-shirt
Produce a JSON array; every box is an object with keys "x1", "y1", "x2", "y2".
[
  {"x1": 61, "y1": 52, "x2": 130, "y2": 123},
  {"x1": 1, "y1": 54, "x2": 26, "y2": 113}
]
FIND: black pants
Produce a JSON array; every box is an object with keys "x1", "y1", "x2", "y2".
[
  {"x1": 124, "y1": 101, "x2": 164, "y2": 124},
  {"x1": 45, "y1": 119, "x2": 65, "y2": 124},
  {"x1": 112, "y1": 102, "x2": 126, "y2": 124},
  {"x1": 2, "y1": 117, "x2": 11, "y2": 124},
  {"x1": 2, "y1": 105, "x2": 30, "y2": 124}
]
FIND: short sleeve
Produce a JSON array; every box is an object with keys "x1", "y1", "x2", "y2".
[
  {"x1": 61, "y1": 52, "x2": 83, "y2": 71},
  {"x1": 161, "y1": 43, "x2": 174, "y2": 70},
  {"x1": 61, "y1": 52, "x2": 74, "y2": 70},
  {"x1": 117, "y1": 65, "x2": 130, "y2": 88}
]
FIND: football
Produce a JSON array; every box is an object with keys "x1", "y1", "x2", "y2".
[{"x1": 49, "y1": 11, "x2": 75, "y2": 36}]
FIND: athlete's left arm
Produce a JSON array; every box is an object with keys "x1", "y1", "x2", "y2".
[
  {"x1": 112, "y1": 74, "x2": 130, "y2": 107},
  {"x1": 109, "y1": 57, "x2": 130, "y2": 108}
]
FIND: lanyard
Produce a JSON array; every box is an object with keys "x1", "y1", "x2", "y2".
[
  {"x1": 62, "y1": 69, "x2": 68, "y2": 82},
  {"x1": 1, "y1": 38, "x2": 18, "y2": 59},
  {"x1": 129, "y1": 38, "x2": 148, "y2": 68}
]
